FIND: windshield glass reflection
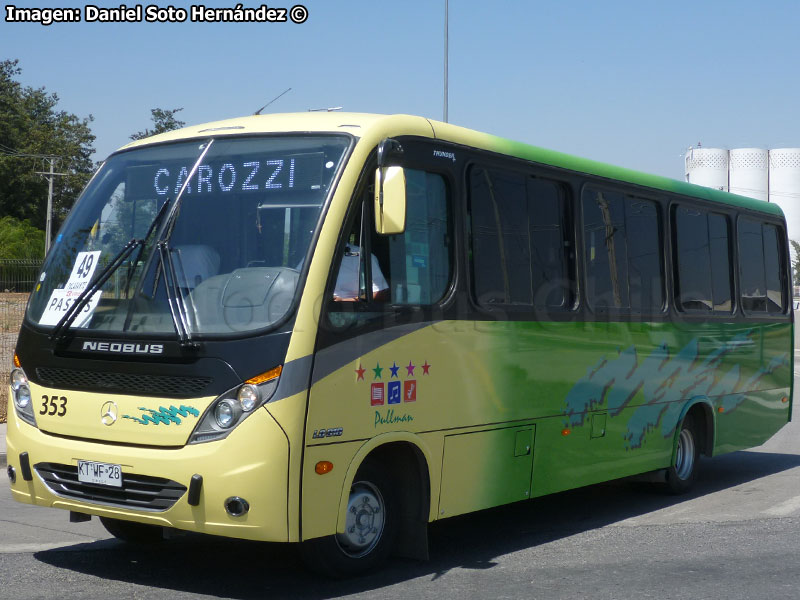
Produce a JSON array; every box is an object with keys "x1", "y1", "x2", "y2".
[{"x1": 27, "y1": 134, "x2": 351, "y2": 337}]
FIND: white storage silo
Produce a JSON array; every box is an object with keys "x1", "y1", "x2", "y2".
[
  {"x1": 685, "y1": 147, "x2": 729, "y2": 191},
  {"x1": 769, "y1": 148, "x2": 800, "y2": 248},
  {"x1": 729, "y1": 148, "x2": 769, "y2": 201}
]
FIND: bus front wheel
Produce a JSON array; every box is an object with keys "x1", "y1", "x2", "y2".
[
  {"x1": 665, "y1": 414, "x2": 700, "y2": 494},
  {"x1": 300, "y1": 460, "x2": 398, "y2": 577},
  {"x1": 100, "y1": 517, "x2": 164, "y2": 543}
]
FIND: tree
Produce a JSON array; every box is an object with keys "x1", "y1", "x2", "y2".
[
  {"x1": 0, "y1": 216, "x2": 45, "y2": 260},
  {"x1": 130, "y1": 107, "x2": 185, "y2": 141},
  {"x1": 0, "y1": 59, "x2": 96, "y2": 236}
]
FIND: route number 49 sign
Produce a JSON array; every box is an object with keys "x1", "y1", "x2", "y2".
[{"x1": 39, "y1": 251, "x2": 103, "y2": 327}]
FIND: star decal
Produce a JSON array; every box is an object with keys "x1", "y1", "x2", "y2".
[
  {"x1": 372, "y1": 362, "x2": 383, "y2": 380},
  {"x1": 355, "y1": 364, "x2": 366, "y2": 381},
  {"x1": 422, "y1": 360, "x2": 431, "y2": 375},
  {"x1": 406, "y1": 360, "x2": 415, "y2": 376},
  {"x1": 389, "y1": 362, "x2": 400, "y2": 378}
]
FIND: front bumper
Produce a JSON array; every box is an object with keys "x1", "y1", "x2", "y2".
[{"x1": 5, "y1": 402, "x2": 290, "y2": 542}]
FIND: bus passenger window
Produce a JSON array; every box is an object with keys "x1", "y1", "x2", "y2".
[
  {"x1": 333, "y1": 246, "x2": 389, "y2": 302},
  {"x1": 331, "y1": 169, "x2": 450, "y2": 306},
  {"x1": 369, "y1": 170, "x2": 451, "y2": 305},
  {"x1": 674, "y1": 207, "x2": 732, "y2": 312},
  {"x1": 469, "y1": 167, "x2": 571, "y2": 310},
  {"x1": 709, "y1": 213, "x2": 733, "y2": 311},
  {"x1": 582, "y1": 189, "x2": 662, "y2": 312},
  {"x1": 583, "y1": 190, "x2": 629, "y2": 310},
  {"x1": 470, "y1": 168, "x2": 529, "y2": 305},
  {"x1": 528, "y1": 178, "x2": 569, "y2": 309},
  {"x1": 763, "y1": 225, "x2": 784, "y2": 312},
  {"x1": 331, "y1": 203, "x2": 389, "y2": 302},
  {"x1": 739, "y1": 219, "x2": 785, "y2": 313}
]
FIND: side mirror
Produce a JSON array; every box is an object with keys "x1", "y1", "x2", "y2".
[{"x1": 374, "y1": 165, "x2": 407, "y2": 235}]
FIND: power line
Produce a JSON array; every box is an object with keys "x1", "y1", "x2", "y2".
[{"x1": 1, "y1": 146, "x2": 68, "y2": 256}]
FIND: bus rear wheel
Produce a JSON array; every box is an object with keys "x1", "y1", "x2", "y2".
[
  {"x1": 300, "y1": 460, "x2": 398, "y2": 577},
  {"x1": 100, "y1": 517, "x2": 164, "y2": 543},
  {"x1": 665, "y1": 414, "x2": 700, "y2": 494}
]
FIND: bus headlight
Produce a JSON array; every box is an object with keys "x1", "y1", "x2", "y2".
[
  {"x1": 10, "y1": 368, "x2": 37, "y2": 427},
  {"x1": 189, "y1": 366, "x2": 282, "y2": 444},
  {"x1": 237, "y1": 385, "x2": 259, "y2": 412},
  {"x1": 214, "y1": 399, "x2": 240, "y2": 428}
]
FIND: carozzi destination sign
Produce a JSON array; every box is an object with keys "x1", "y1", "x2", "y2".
[{"x1": 125, "y1": 151, "x2": 328, "y2": 200}]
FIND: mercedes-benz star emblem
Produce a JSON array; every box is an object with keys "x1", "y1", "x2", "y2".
[{"x1": 100, "y1": 401, "x2": 118, "y2": 426}]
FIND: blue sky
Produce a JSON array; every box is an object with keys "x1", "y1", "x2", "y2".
[{"x1": 2, "y1": 0, "x2": 799, "y2": 178}]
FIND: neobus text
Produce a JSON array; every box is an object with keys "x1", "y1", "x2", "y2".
[{"x1": 82, "y1": 341, "x2": 164, "y2": 355}]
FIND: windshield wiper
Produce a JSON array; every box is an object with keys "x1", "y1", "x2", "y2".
[
  {"x1": 50, "y1": 191, "x2": 176, "y2": 343},
  {"x1": 148, "y1": 140, "x2": 214, "y2": 348},
  {"x1": 50, "y1": 238, "x2": 143, "y2": 342},
  {"x1": 51, "y1": 140, "x2": 213, "y2": 345},
  {"x1": 121, "y1": 195, "x2": 172, "y2": 298},
  {"x1": 158, "y1": 241, "x2": 195, "y2": 347}
]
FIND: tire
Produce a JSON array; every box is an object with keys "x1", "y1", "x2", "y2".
[
  {"x1": 665, "y1": 414, "x2": 700, "y2": 494},
  {"x1": 100, "y1": 517, "x2": 164, "y2": 543},
  {"x1": 300, "y1": 460, "x2": 399, "y2": 578}
]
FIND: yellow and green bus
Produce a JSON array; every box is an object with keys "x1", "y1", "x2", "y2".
[{"x1": 6, "y1": 113, "x2": 793, "y2": 575}]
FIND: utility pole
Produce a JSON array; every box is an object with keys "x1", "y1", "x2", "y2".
[
  {"x1": 35, "y1": 156, "x2": 68, "y2": 256},
  {"x1": 443, "y1": 0, "x2": 449, "y2": 123}
]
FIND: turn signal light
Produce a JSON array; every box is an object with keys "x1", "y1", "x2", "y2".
[
  {"x1": 315, "y1": 461, "x2": 334, "y2": 475},
  {"x1": 246, "y1": 365, "x2": 282, "y2": 385},
  {"x1": 561, "y1": 428, "x2": 571, "y2": 436},
  {"x1": 781, "y1": 396, "x2": 789, "y2": 404},
  {"x1": 13, "y1": 353, "x2": 20, "y2": 368},
  {"x1": 718, "y1": 407, "x2": 725, "y2": 413}
]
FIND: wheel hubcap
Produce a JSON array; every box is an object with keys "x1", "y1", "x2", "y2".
[
  {"x1": 675, "y1": 428, "x2": 695, "y2": 480},
  {"x1": 335, "y1": 481, "x2": 385, "y2": 558}
]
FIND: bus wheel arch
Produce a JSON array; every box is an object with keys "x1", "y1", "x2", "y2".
[
  {"x1": 679, "y1": 399, "x2": 714, "y2": 457},
  {"x1": 301, "y1": 436, "x2": 431, "y2": 576},
  {"x1": 665, "y1": 399, "x2": 713, "y2": 494},
  {"x1": 356, "y1": 440, "x2": 431, "y2": 561},
  {"x1": 342, "y1": 437, "x2": 431, "y2": 558}
]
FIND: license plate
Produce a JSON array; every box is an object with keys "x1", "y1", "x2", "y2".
[{"x1": 77, "y1": 460, "x2": 122, "y2": 488}]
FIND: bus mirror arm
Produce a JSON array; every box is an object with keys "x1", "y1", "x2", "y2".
[{"x1": 376, "y1": 138, "x2": 403, "y2": 168}]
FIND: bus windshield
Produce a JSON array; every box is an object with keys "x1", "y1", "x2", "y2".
[{"x1": 26, "y1": 134, "x2": 351, "y2": 337}]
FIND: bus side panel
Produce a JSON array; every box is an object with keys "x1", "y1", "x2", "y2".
[
  {"x1": 304, "y1": 318, "x2": 791, "y2": 526},
  {"x1": 530, "y1": 405, "x2": 673, "y2": 498},
  {"x1": 301, "y1": 441, "x2": 365, "y2": 540},
  {"x1": 266, "y1": 390, "x2": 319, "y2": 543},
  {"x1": 708, "y1": 320, "x2": 792, "y2": 455},
  {"x1": 437, "y1": 424, "x2": 534, "y2": 518},
  {"x1": 714, "y1": 388, "x2": 791, "y2": 454}
]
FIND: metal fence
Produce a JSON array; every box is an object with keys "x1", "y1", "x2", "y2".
[
  {"x1": 0, "y1": 294, "x2": 28, "y2": 422},
  {"x1": 1, "y1": 260, "x2": 41, "y2": 422},
  {"x1": 0, "y1": 258, "x2": 42, "y2": 293}
]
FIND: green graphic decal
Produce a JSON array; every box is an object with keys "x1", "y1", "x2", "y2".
[
  {"x1": 562, "y1": 332, "x2": 788, "y2": 449},
  {"x1": 123, "y1": 405, "x2": 200, "y2": 426}
]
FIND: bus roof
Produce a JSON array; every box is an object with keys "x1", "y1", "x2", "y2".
[{"x1": 120, "y1": 112, "x2": 784, "y2": 219}]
